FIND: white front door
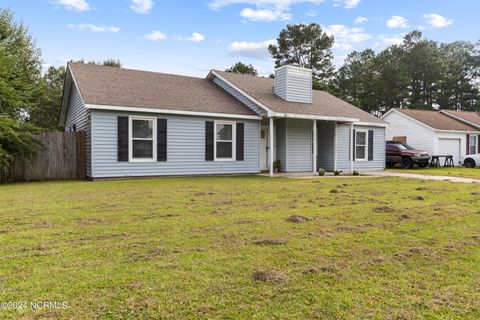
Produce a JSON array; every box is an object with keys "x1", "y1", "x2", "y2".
[{"x1": 260, "y1": 126, "x2": 269, "y2": 170}]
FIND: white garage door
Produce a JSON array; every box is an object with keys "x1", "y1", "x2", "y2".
[{"x1": 438, "y1": 138, "x2": 461, "y2": 165}]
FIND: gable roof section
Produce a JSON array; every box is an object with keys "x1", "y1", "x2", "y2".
[
  {"x1": 210, "y1": 70, "x2": 386, "y2": 125},
  {"x1": 440, "y1": 110, "x2": 480, "y2": 129},
  {"x1": 64, "y1": 62, "x2": 259, "y2": 119},
  {"x1": 386, "y1": 108, "x2": 478, "y2": 132}
]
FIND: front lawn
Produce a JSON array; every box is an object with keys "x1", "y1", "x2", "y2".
[
  {"x1": 1, "y1": 176, "x2": 480, "y2": 319},
  {"x1": 387, "y1": 166, "x2": 480, "y2": 179}
]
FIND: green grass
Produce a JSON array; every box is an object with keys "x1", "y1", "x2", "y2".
[
  {"x1": 387, "y1": 166, "x2": 480, "y2": 179},
  {"x1": 1, "y1": 176, "x2": 480, "y2": 319}
]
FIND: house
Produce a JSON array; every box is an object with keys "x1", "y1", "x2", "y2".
[
  {"x1": 381, "y1": 108, "x2": 480, "y2": 165},
  {"x1": 59, "y1": 63, "x2": 387, "y2": 179}
]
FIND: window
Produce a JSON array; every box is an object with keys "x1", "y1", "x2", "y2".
[
  {"x1": 386, "y1": 145, "x2": 399, "y2": 152},
  {"x1": 129, "y1": 116, "x2": 156, "y2": 162},
  {"x1": 355, "y1": 130, "x2": 367, "y2": 161},
  {"x1": 469, "y1": 135, "x2": 477, "y2": 155},
  {"x1": 215, "y1": 121, "x2": 235, "y2": 160}
]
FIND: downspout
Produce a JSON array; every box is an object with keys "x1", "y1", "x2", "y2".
[
  {"x1": 350, "y1": 122, "x2": 354, "y2": 174},
  {"x1": 313, "y1": 120, "x2": 317, "y2": 174},
  {"x1": 334, "y1": 122, "x2": 337, "y2": 172},
  {"x1": 269, "y1": 117, "x2": 274, "y2": 177}
]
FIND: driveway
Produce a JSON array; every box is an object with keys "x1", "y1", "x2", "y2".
[{"x1": 364, "y1": 171, "x2": 480, "y2": 184}]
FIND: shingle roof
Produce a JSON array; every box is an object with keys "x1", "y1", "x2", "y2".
[
  {"x1": 212, "y1": 70, "x2": 386, "y2": 124},
  {"x1": 68, "y1": 62, "x2": 257, "y2": 116},
  {"x1": 441, "y1": 110, "x2": 480, "y2": 128},
  {"x1": 393, "y1": 108, "x2": 478, "y2": 131}
]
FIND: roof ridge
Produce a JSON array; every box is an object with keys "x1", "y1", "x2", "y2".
[{"x1": 69, "y1": 61, "x2": 205, "y2": 81}]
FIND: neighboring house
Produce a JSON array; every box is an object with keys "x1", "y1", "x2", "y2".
[
  {"x1": 382, "y1": 108, "x2": 480, "y2": 165},
  {"x1": 440, "y1": 109, "x2": 480, "y2": 157},
  {"x1": 60, "y1": 63, "x2": 387, "y2": 179}
]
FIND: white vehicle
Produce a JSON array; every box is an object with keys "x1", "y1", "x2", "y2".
[{"x1": 462, "y1": 153, "x2": 480, "y2": 168}]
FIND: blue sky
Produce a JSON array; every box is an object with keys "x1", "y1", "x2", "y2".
[{"x1": 3, "y1": 0, "x2": 478, "y2": 77}]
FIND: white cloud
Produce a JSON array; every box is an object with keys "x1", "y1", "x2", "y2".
[
  {"x1": 386, "y1": 15, "x2": 409, "y2": 28},
  {"x1": 354, "y1": 16, "x2": 367, "y2": 24},
  {"x1": 228, "y1": 39, "x2": 275, "y2": 59},
  {"x1": 130, "y1": 0, "x2": 154, "y2": 14},
  {"x1": 55, "y1": 0, "x2": 90, "y2": 11},
  {"x1": 178, "y1": 32, "x2": 205, "y2": 42},
  {"x1": 67, "y1": 24, "x2": 120, "y2": 32},
  {"x1": 374, "y1": 34, "x2": 404, "y2": 51},
  {"x1": 187, "y1": 32, "x2": 205, "y2": 42},
  {"x1": 334, "y1": 0, "x2": 360, "y2": 9},
  {"x1": 145, "y1": 30, "x2": 167, "y2": 41},
  {"x1": 208, "y1": 0, "x2": 324, "y2": 22},
  {"x1": 324, "y1": 24, "x2": 371, "y2": 51},
  {"x1": 209, "y1": 0, "x2": 325, "y2": 10},
  {"x1": 240, "y1": 7, "x2": 291, "y2": 21},
  {"x1": 423, "y1": 13, "x2": 454, "y2": 28}
]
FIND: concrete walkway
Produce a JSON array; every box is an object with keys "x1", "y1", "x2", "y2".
[
  {"x1": 257, "y1": 171, "x2": 480, "y2": 183},
  {"x1": 363, "y1": 170, "x2": 480, "y2": 184}
]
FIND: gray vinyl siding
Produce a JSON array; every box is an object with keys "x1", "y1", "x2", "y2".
[
  {"x1": 284, "y1": 119, "x2": 312, "y2": 172},
  {"x1": 317, "y1": 121, "x2": 335, "y2": 171},
  {"x1": 274, "y1": 69, "x2": 287, "y2": 100},
  {"x1": 90, "y1": 110, "x2": 260, "y2": 178},
  {"x1": 64, "y1": 83, "x2": 91, "y2": 177},
  {"x1": 274, "y1": 66, "x2": 312, "y2": 103},
  {"x1": 275, "y1": 119, "x2": 287, "y2": 171},
  {"x1": 336, "y1": 124, "x2": 385, "y2": 172},
  {"x1": 212, "y1": 76, "x2": 268, "y2": 116}
]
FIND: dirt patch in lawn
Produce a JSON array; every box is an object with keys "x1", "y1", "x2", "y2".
[
  {"x1": 373, "y1": 206, "x2": 395, "y2": 213},
  {"x1": 410, "y1": 196, "x2": 425, "y2": 201},
  {"x1": 303, "y1": 264, "x2": 339, "y2": 275},
  {"x1": 76, "y1": 217, "x2": 109, "y2": 226},
  {"x1": 253, "y1": 238, "x2": 288, "y2": 246},
  {"x1": 252, "y1": 270, "x2": 287, "y2": 283},
  {"x1": 286, "y1": 215, "x2": 313, "y2": 223}
]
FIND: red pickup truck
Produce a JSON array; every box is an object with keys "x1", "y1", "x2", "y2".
[{"x1": 386, "y1": 141, "x2": 431, "y2": 169}]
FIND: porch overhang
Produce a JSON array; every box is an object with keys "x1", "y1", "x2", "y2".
[{"x1": 269, "y1": 112, "x2": 359, "y2": 123}]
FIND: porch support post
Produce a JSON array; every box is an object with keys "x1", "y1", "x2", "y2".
[
  {"x1": 312, "y1": 120, "x2": 317, "y2": 174},
  {"x1": 333, "y1": 122, "x2": 337, "y2": 172},
  {"x1": 269, "y1": 117, "x2": 274, "y2": 177},
  {"x1": 350, "y1": 122, "x2": 354, "y2": 174}
]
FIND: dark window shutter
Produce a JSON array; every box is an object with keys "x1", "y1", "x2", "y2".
[
  {"x1": 157, "y1": 118, "x2": 167, "y2": 161},
  {"x1": 478, "y1": 135, "x2": 480, "y2": 153},
  {"x1": 352, "y1": 129, "x2": 356, "y2": 161},
  {"x1": 467, "y1": 134, "x2": 470, "y2": 155},
  {"x1": 368, "y1": 130, "x2": 374, "y2": 161},
  {"x1": 118, "y1": 116, "x2": 129, "y2": 161},
  {"x1": 236, "y1": 123, "x2": 244, "y2": 161},
  {"x1": 205, "y1": 121, "x2": 214, "y2": 161}
]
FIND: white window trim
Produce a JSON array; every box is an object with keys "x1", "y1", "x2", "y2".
[
  {"x1": 355, "y1": 129, "x2": 368, "y2": 162},
  {"x1": 128, "y1": 116, "x2": 157, "y2": 162},
  {"x1": 470, "y1": 135, "x2": 477, "y2": 155},
  {"x1": 214, "y1": 120, "x2": 236, "y2": 161}
]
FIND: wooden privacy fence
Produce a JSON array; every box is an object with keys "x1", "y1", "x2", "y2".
[{"x1": 0, "y1": 131, "x2": 86, "y2": 183}]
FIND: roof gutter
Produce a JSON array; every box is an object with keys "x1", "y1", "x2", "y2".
[
  {"x1": 85, "y1": 104, "x2": 263, "y2": 120},
  {"x1": 272, "y1": 112, "x2": 359, "y2": 123},
  {"x1": 355, "y1": 121, "x2": 388, "y2": 128}
]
